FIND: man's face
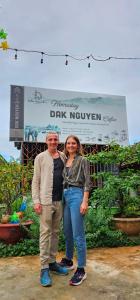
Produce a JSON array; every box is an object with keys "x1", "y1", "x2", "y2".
[{"x1": 46, "y1": 133, "x2": 59, "y2": 151}]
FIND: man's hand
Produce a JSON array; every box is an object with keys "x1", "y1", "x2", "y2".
[{"x1": 34, "y1": 203, "x2": 42, "y2": 215}]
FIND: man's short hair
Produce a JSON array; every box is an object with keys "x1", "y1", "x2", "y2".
[{"x1": 46, "y1": 131, "x2": 59, "y2": 139}]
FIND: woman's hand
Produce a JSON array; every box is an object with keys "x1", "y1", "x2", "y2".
[
  {"x1": 80, "y1": 191, "x2": 89, "y2": 214},
  {"x1": 34, "y1": 203, "x2": 42, "y2": 215},
  {"x1": 80, "y1": 200, "x2": 88, "y2": 215}
]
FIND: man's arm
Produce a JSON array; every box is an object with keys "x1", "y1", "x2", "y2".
[{"x1": 32, "y1": 155, "x2": 42, "y2": 214}]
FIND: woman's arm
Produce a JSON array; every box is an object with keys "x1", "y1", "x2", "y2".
[
  {"x1": 82, "y1": 158, "x2": 92, "y2": 192},
  {"x1": 80, "y1": 158, "x2": 92, "y2": 214}
]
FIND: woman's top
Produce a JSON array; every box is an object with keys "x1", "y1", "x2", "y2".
[{"x1": 63, "y1": 155, "x2": 91, "y2": 192}]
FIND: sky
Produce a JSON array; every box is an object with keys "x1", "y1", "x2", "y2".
[{"x1": 0, "y1": 0, "x2": 140, "y2": 160}]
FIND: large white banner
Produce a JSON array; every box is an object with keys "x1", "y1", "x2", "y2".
[{"x1": 10, "y1": 86, "x2": 129, "y2": 145}]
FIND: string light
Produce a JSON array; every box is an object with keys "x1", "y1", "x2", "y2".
[
  {"x1": 65, "y1": 55, "x2": 68, "y2": 66},
  {"x1": 1, "y1": 45, "x2": 140, "y2": 65},
  {"x1": 14, "y1": 49, "x2": 17, "y2": 60},
  {"x1": 40, "y1": 52, "x2": 44, "y2": 64},
  {"x1": 87, "y1": 56, "x2": 91, "y2": 68}
]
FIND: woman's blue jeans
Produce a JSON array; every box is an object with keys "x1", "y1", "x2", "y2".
[{"x1": 63, "y1": 187, "x2": 86, "y2": 268}]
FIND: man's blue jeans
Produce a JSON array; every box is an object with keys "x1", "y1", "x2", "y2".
[{"x1": 63, "y1": 187, "x2": 86, "y2": 268}]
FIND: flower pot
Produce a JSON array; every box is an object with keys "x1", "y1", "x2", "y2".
[
  {"x1": 113, "y1": 217, "x2": 140, "y2": 236},
  {"x1": 0, "y1": 220, "x2": 33, "y2": 244}
]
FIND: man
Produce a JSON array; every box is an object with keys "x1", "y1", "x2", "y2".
[{"x1": 32, "y1": 132, "x2": 68, "y2": 287}]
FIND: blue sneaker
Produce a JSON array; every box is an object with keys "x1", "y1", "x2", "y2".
[
  {"x1": 40, "y1": 268, "x2": 52, "y2": 287},
  {"x1": 49, "y1": 262, "x2": 68, "y2": 276}
]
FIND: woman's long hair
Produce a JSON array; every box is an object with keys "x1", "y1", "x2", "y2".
[{"x1": 64, "y1": 135, "x2": 83, "y2": 157}]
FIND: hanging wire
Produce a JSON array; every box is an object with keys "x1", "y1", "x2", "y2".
[{"x1": 2, "y1": 46, "x2": 140, "y2": 64}]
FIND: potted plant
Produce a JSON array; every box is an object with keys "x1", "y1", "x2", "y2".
[
  {"x1": 0, "y1": 157, "x2": 34, "y2": 244},
  {"x1": 88, "y1": 143, "x2": 140, "y2": 236}
]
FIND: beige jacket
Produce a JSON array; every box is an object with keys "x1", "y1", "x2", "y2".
[{"x1": 32, "y1": 150, "x2": 65, "y2": 205}]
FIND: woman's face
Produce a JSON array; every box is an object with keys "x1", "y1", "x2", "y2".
[{"x1": 66, "y1": 137, "x2": 79, "y2": 155}]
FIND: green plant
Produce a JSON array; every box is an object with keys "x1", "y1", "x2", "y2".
[
  {"x1": 0, "y1": 159, "x2": 33, "y2": 215},
  {"x1": 85, "y1": 206, "x2": 140, "y2": 248},
  {"x1": 88, "y1": 143, "x2": 140, "y2": 218},
  {"x1": 0, "y1": 239, "x2": 39, "y2": 257}
]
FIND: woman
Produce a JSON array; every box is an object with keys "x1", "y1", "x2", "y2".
[{"x1": 60, "y1": 135, "x2": 91, "y2": 286}]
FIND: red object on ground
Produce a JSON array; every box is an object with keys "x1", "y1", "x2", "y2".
[{"x1": 0, "y1": 220, "x2": 33, "y2": 244}]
